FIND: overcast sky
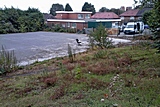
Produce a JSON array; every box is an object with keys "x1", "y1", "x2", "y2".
[{"x1": 0, "y1": 0, "x2": 135, "y2": 13}]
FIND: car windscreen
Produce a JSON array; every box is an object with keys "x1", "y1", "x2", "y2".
[{"x1": 126, "y1": 25, "x2": 134, "y2": 28}]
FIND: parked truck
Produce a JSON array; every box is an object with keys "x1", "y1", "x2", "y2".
[{"x1": 123, "y1": 21, "x2": 144, "y2": 34}]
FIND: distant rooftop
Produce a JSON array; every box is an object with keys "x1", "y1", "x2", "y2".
[
  {"x1": 120, "y1": 8, "x2": 152, "y2": 17},
  {"x1": 119, "y1": 9, "x2": 139, "y2": 17},
  {"x1": 56, "y1": 11, "x2": 92, "y2": 14},
  {"x1": 91, "y1": 12, "x2": 119, "y2": 19},
  {"x1": 43, "y1": 13, "x2": 55, "y2": 20},
  {"x1": 136, "y1": 8, "x2": 152, "y2": 17}
]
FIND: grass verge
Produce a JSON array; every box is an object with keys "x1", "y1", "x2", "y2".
[{"x1": 0, "y1": 43, "x2": 160, "y2": 107}]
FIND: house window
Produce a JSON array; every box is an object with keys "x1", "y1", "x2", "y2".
[
  {"x1": 71, "y1": 23, "x2": 76, "y2": 28},
  {"x1": 138, "y1": 17, "x2": 142, "y2": 21},
  {"x1": 112, "y1": 22, "x2": 119, "y2": 28},
  {"x1": 121, "y1": 17, "x2": 124, "y2": 20},
  {"x1": 130, "y1": 17, "x2": 135, "y2": 20},
  {"x1": 85, "y1": 14, "x2": 90, "y2": 19},
  {"x1": 62, "y1": 24, "x2": 65, "y2": 27},
  {"x1": 67, "y1": 22, "x2": 70, "y2": 27},
  {"x1": 78, "y1": 14, "x2": 84, "y2": 19}
]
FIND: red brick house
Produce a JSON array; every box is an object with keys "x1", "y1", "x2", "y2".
[
  {"x1": 119, "y1": 9, "x2": 139, "y2": 24},
  {"x1": 119, "y1": 8, "x2": 152, "y2": 24},
  {"x1": 47, "y1": 11, "x2": 92, "y2": 31},
  {"x1": 47, "y1": 11, "x2": 122, "y2": 31}
]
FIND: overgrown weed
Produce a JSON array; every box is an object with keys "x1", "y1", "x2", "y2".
[
  {"x1": 0, "y1": 45, "x2": 18, "y2": 74},
  {"x1": 0, "y1": 43, "x2": 160, "y2": 107}
]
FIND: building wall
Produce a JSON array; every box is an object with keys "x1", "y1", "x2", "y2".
[
  {"x1": 68, "y1": 13, "x2": 78, "y2": 19},
  {"x1": 47, "y1": 21, "x2": 54, "y2": 27},
  {"x1": 56, "y1": 13, "x2": 69, "y2": 19},
  {"x1": 77, "y1": 23, "x2": 88, "y2": 30},
  {"x1": 47, "y1": 21, "x2": 87, "y2": 31},
  {"x1": 49, "y1": 12, "x2": 91, "y2": 31},
  {"x1": 56, "y1": 13, "x2": 91, "y2": 20},
  {"x1": 121, "y1": 16, "x2": 139, "y2": 24},
  {"x1": 56, "y1": 13, "x2": 78, "y2": 20}
]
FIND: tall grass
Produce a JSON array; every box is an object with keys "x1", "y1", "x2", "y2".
[
  {"x1": 68, "y1": 44, "x2": 74, "y2": 62},
  {"x1": 0, "y1": 45, "x2": 18, "y2": 74}
]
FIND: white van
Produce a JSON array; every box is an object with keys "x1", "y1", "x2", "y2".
[{"x1": 123, "y1": 21, "x2": 144, "y2": 34}]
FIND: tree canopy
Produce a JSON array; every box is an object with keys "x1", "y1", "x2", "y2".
[
  {"x1": 0, "y1": 7, "x2": 44, "y2": 34},
  {"x1": 50, "y1": 3, "x2": 64, "y2": 16},
  {"x1": 134, "y1": 0, "x2": 154, "y2": 8},
  {"x1": 65, "y1": 3, "x2": 73, "y2": 11},
  {"x1": 137, "y1": 0, "x2": 160, "y2": 52},
  {"x1": 142, "y1": 10, "x2": 152, "y2": 24},
  {"x1": 82, "y1": 2, "x2": 96, "y2": 15},
  {"x1": 99, "y1": 7, "x2": 109, "y2": 12},
  {"x1": 99, "y1": 7, "x2": 124, "y2": 15}
]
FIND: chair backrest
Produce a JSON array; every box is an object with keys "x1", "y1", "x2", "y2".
[{"x1": 76, "y1": 39, "x2": 81, "y2": 43}]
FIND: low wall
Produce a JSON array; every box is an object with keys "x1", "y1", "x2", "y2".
[
  {"x1": 85, "y1": 28, "x2": 119, "y2": 35},
  {"x1": 107, "y1": 28, "x2": 119, "y2": 35}
]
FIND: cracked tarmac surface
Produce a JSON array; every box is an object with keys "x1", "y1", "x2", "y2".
[
  {"x1": 0, "y1": 31, "x2": 132, "y2": 66},
  {"x1": 0, "y1": 32, "x2": 89, "y2": 66}
]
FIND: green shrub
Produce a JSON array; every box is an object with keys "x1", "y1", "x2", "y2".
[
  {"x1": 89, "y1": 23, "x2": 113, "y2": 49},
  {"x1": 53, "y1": 24, "x2": 61, "y2": 32},
  {"x1": 0, "y1": 46, "x2": 18, "y2": 74},
  {"x1": 94, "y1": 50, "x2": 107, "y2": 59},
  {"x1": 59, "y1": 28, "x2": 67, "y2": 32}
]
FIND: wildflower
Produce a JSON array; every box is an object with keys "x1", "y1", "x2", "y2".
[
  {"x1": 101, "y1": 99, "x2": 104, "y2": 102},
  {"x1": 113, "y1": 103, "x2": 118, "y2": 107},
  {"x1": 104, "y1": 94, "x2": 108, "y2": 98}
]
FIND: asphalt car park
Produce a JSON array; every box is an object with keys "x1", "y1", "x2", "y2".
[
  {"x1": 0, "y1": 32, "x2": 89, "y2": 65},
  {"x1": 0, "y1": 31, "x2": 134, "y2": 66}
]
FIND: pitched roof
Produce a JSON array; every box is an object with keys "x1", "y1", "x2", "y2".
[
  {"x1": 91, "y1": 12, "x2": 119, "y2": 19},
  {"x1": 43, "y1": 13, "x2": 55, "y2": 21},
  {"x1": 56, "y1": 11, "x2": 92, "y2": 14},
  {"x1": 136, "y1": 8, "x2": 152, "y2": 17},
  {"x1": 119, "y1": 9, "x2": 139, "y2": 17}
]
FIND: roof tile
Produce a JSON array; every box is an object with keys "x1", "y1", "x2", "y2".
[
  {"x1": 120, "y1": 9, "x2": 139, "y2": 17},
  {"x1": 91, "y1": 12, "x2": 119, "y2": 19}
]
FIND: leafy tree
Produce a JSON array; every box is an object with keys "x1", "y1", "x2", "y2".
[
  {"x1": 0, "y1": 7, "x2": 45, "y2": 34},
  {"x1": 82, "y1": 2, "x2": 96, "y2": 15},
  {"x1": 142, "y1": 10, "x2": 152, "y2": 24},
  {"x1": 135, "y1": 0, "x2": 160, "y2": 52},
  {"x1": 147, "y1": 1, "x2": 160, "y2": 52},
  {"x1": 99, "y1": 7, "x2": 124, "y2": 15},
  {"x1": 135, "y1": 0, "x2": 154, "y2": 8},
  {"x1": 65, "y1": 3, "x2": 73, "y2": 11},
  {"x1": 50, "y1": 3, "x2": 64, "y2": 16},
  {"x1": 99, "y1": 7, "x2": 109, "y2": 12},
  {"x1": 4, "y1": 7, "x2": 20, "y2": 31},
  {"x1": 110, "y1": 8, "x2": 124, "y2": 15},
  {"x1": 17, "y1": 16, "x2": 28, "y2": 32},
  {"x1": 27, "y1": 7, "x2": 40, "y2": 13}
]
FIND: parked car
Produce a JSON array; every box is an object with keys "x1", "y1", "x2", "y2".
[
  {"x1": 123, "y1": 23, "x2": 135, "y2": 34},
  {"x1": 123, "y1": 21, "x2": 144, "y2": 34}
]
